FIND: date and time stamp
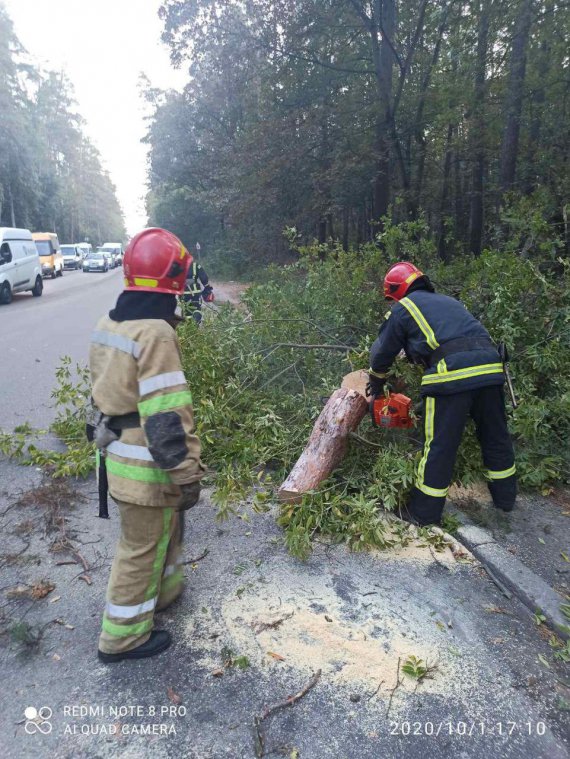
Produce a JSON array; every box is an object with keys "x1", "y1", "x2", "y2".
[
  {"x1": 22, "y1": 704, "x2": 550, "y2": 741},
  {"x1": 388, "y1": 720, "x2": 548, "y2": 737}
]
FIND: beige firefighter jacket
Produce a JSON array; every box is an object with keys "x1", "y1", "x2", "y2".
[{"x1": 89, "y1": 315, "x2": 205, "y2": 508}]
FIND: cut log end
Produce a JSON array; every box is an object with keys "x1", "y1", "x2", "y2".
[{"x1": 278, "y1": 386, "x2": 369, "y2": 502}]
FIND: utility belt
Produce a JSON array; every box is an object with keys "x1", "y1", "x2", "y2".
[
  {"x1": 86, "y1": 410, "x2": 140, "y2": 445},
  {"x1": 429, "y1": 337, "x2": 496, "y2": 368},
  {"x1": 86, "y1": 410, "x2": 141, "y2": 519}
]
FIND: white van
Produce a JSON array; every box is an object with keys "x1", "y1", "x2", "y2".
[
  {"x1": 0, "y1": 228, "x2": 43, "y2": 305},
  {"x1": 61, "y1": 244, "x2": 83, "y2": 270}
]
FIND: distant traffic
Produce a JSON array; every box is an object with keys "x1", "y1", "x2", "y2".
[{"x1": 0, "y1": 227, "x2": 124, "y2": 305}]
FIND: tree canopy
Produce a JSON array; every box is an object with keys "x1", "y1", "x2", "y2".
[
  {"x1": 145, "y1": 0, "x2": 569, "y2": 269},
  {"x1": 0, "y1": 4, "x2": 125, "y2": 243}
]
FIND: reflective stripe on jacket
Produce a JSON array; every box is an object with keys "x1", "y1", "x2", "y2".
[
  {"x1": 369, "y1": 290, "x2": 504, "y2": 396},
  {"x1": 89, "y1": 316, "x2": 205, "y2": 507}
]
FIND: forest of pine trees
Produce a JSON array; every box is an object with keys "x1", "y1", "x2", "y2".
[
  {"x1": 145, "y1": 0, "x2": 568, "y2": 268},
  {"x1": 0, "y1": 5, "x2": 125, "y2": 243}
]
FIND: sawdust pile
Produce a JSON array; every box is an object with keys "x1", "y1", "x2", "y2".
[
  {"x1": 221, "y1": 596, "x2": 454, "y2": 695},
  {"x1": 183, "y1": 542, "x2": 477, "y2": 705}
]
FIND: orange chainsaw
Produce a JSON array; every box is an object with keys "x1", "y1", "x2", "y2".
[{"x1": 371, "y1": 392, "x2": 414, "y2": 429}]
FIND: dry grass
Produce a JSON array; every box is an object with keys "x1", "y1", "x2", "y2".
[
  {"x1": 5, "y1": 579, "x2": 55, "y2": 600},
  {"x1": 15, "y1": 479, "x2": 79, "y2": 512}
]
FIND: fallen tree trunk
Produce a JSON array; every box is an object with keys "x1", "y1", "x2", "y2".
[{"x1": 278, "y1": 385, "x2": 369, "y2": 503}]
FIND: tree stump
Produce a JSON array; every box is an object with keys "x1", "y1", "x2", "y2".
[{"x1": 278, "y1": 386, "x2": 369, "y2": 503}]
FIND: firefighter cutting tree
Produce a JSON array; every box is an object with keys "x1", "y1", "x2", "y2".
[
  {"x1": 368, "y1": 262, "x2": 517, "y2": 526},
  {"x1": 89, "y1": 228, "x2": 206, "y2": 663},
  {"x1": 279, "y1": 263, "x2": 518, "y2": 519}
]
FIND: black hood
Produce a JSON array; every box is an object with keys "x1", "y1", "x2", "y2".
[
  {"x1": 407, "y1": 275, "x2": 435, "y2": 295},
  {"x1": 109, "y1": 291, "x2": 177, "y2": 322}
]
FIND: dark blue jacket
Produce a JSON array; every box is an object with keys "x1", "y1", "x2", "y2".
[{"x1": 369, "y1": 289, "x2": 504, "y2": 396}]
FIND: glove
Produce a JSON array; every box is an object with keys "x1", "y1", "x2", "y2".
[
  {"x1": 178, "y1": 481, "x2": 201, "y2": 511},
  {"x1": 367, "y1": 373, "x2": 386, "y2": 399},
  {"x1": 203, "y1": 286, "x2": 214, "y2": 302}
]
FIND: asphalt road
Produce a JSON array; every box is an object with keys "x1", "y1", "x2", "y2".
[
  {"x1": 0, "y1": 463, "x2": 568, "y2": 759},
  {"x1": 0, "y1": 270, "x2": 243, "y2": 433},
  {"x1": 0, "y1": 267, "x2": 125, "y2": 431}
]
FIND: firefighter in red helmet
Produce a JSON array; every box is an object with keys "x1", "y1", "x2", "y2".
[
  {"x1": 89, "y1": 228, "x2": 205, "y2": 662},
  {"x1": 369, "y1": 261, "x2": 516, "y2": 526}
]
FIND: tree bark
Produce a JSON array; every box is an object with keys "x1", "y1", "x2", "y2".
[
  {"x1": 499, "y1": 0, "x2": 533, "y2": 193},
  {"x1": 438, "y1": 123, "x2": 454, "y2": 261},
  {"x1": 370, "y1": 0, "x2": 395, "y2": 222},
  {"x1": 469, "y1": 2, "x2": 489, "y2": 255},
  {"x1": 278, "y1": 387, "x2": 369, "y2": 503},
  {"x1": 342, "y1": 207, "x2": 350, "y2": 251},
  {"x1": 8, "y1": 183, "x2": 16, "y2": 227},
  {"x1": 525, "y1": 35, "x2": 549, "y2": 193},
  {"x1": 454, "y1": 144, "x2": 466, "y2": 244},
  {"x1": 412, "y1": 2, "x2": 453, "y2": 215}
]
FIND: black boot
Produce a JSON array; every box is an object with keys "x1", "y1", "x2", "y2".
[
  {"x1": 405, "y1": 487, "x2": 444, "y2": 526},
  {"x1": 397, "y1": 505, "x2": 422, "y2": 526},
  {"x1": 489, "y1": 479, "x2": 516, "y2": 513},
  {"x1": 493, "y1": 500, "x2": 516, "y2": 513},
  {"x1": 98, "y1": 630, "x2": 172, "y2": 663}
]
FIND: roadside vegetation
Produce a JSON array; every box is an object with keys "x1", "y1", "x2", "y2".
[
  {"x1": 1, "y1": 0, "x2": 568, "y2": 559},
  {"x1": 137, "y1": 0, "x2": 570, "y2": 556},
  {"x1": 180, "y1": 201, "x2": 570, "y2": 557},
  {"x1": 1, "y1": 200, "x2": 568, "y2": 559}
]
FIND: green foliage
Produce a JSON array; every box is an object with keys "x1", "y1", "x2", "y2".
[
  {"x1": 221, "y1": 647, "x2": 250, "y2": 670},
  {"x1": 150, "y1": 0, "x2": 569, "y2": 266},
  {"x1": 2, "y1": 210, "x2": 567, "y2": 562},
  {"x1": 278, "y1": 486, "x2": 401, "y2": 561},
  {"x1": 440, "y1": 513, "x2": 461, "y2": 535},
  {"x1": 8, "y1": 621, "x2": 45, "y2": 650},
  {"x1": 402, "y1": 655, "x2": 437, "y2": 682},
  {"x1": 549, "y1": 635, "x2": 570, "y2": 664},
  {"x1": 175, "y1": 208, "x2": 569, "y2": 556},
  {"x1": 0, "y1": 357, "x2": 94, "y2": 478}
]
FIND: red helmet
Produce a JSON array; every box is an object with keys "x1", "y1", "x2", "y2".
[
  {"x1": 383, "y1": 262, "x2": 424, "y2": 301},
  {"x1": 123, "y1": 228, "x2": 192, "y2": 294}
]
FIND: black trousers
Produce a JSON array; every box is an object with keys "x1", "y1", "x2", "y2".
[{"x1": 408, "y1": 386, "x2": 517, "y2": 525}]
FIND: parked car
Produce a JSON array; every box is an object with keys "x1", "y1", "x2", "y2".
[
  {"x1": 61, "y1": 244, "x2": 83, "y2": 270},
  {"x1": 101, "y1": 242, "x2": 124, "y2": 266},
  {"x1": 32, "y1": 232, "x2": 64, "y2": 279},
  {"x1": 83, "y1": 251, "x2": 108, "y2": 273},
  {"x1": 0, "y1": 227, "x2": 43, "y2": 304}
]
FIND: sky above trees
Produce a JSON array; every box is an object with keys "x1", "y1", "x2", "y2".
[{"x1": 3, "y1": 0, "x2": 185, "y2": 234}]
